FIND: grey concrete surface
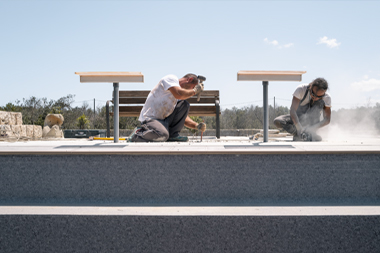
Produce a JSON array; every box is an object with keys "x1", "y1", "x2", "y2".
[
  {"x1": 1, "y1": 154, "x2": 379, "y2": 206},
  {"x1": 2, "y1": 206, "x2": 380, "y2": 216},
  {"x1": 1, "y1": 136, "x2": 380, "y2": 154},
  {"x1": 1, "y1": 138, "x2": 379, "y2": 252},
  {"x1": 1, "y1": 215, "x2": 379, "y2": 253}
]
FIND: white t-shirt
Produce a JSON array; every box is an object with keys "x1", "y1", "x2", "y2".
[
  {"x1": 139, "y1": 74, "x2": 180, "y2": 122},
  {"x1": 293, "y1": 83, "x2": 332, "y2": 107}
]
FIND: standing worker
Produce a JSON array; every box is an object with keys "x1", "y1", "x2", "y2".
[
  {"x1": 128, "y1": 73, "x2": 207, "y2": 142},
  {"x1": 273, "y1": 78, "x2": 331, "y2": 141}
]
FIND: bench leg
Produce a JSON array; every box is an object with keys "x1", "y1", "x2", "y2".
[
  {"x1": 106, "y1": 100, "x2": 111, "y2": 138},
  {"x1": 216, "y1": 100, "x2": 220, "y2": 139}
]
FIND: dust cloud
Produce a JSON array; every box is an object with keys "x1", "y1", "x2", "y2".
[{"x1": 319, "y1": 107, "x2": 380, "y2": 141}]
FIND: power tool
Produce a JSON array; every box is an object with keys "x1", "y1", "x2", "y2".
[
  {"x1": 301, "y1": 132, "x2": 312, "y2": 141},
  {"x1": 197, "y1": 75, "x2": 206, "y2": 101}
]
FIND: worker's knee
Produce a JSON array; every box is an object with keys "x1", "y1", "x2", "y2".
[
  {"x1": 273, "y1": 117, "x2": 283, "y2": 129},
  {"x1": 153, "y1": 130, "x2": 169, "y2": 142}
]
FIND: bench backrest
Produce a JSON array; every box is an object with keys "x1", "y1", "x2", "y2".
[
  {"x1": 115, "y1": 90, "x2": 219, "y2": 104},
  {"x1": 112, "y1": 90, "x2": 220, "y2": 117}
]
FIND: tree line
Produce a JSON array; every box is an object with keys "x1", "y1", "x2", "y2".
[{"x1": 1, "y1": 94, "x2": 380, "y2": 134}]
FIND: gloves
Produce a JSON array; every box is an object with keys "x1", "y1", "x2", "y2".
[
  {"x1": 193, "y1": 82, "x2": 204, "y2": 95},
  {"x1": 295, "y1": 123, "x2": 304, "y2": 137},
  {"x1": 197, "y1": 122, "x2": 206, "y2": 132}
]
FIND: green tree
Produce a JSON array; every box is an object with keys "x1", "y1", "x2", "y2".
[{"x1": 76, "y1": 114, "x2": 90, "y2": 129}]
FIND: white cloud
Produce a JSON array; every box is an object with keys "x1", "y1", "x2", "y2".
[
  {"x1": 351, "y1": 78, "x2": 380, "y2": 92},
  {"x1": 264, "y1": 38, "x2": 293, "y2": 49},
  {"x1": 283, "y1": 43, "x2": 294, "y2": 48},
  {"x1": 317, "y1": 36, "x2": 341, "y2": 48},
  {"x1": 264, "y1": 38, "x2": 279, "y2": 46}
]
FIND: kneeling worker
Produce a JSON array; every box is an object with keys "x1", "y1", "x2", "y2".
[
  {"x1": 274, "y1": 78, "x2": 331, "y2": 141},
  {"x1": 129, "y1": 73, "x2": 206, "y2": 142}
]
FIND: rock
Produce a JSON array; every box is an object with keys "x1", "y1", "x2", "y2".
[
  {"x1": 0, "y1": 125, "x2": 13, "y2": 137},
  {"x1": 44, "y1": 114, "x2": 64, "y2": 128},
  {"x1": 33, "y1": 125, "x2": 42, "y2": 139},
  {"x1": 0, "y1": 111, "x2": 11, "y2": 125},
  {"x1": 11, "y1": 112, "x2": 23, "y2": 125},
  {"x1": 42, "y1": 126, "x2": 51, "y2": 137},
  {"x1": 25, "y1": 125, "x2": 34, "y2": 138},
  {"x1": 260, "y1": 129, "x2": 280, "y2": 134},
  {"x1": 20, "y1": 125, "x2": 27, "y2": 137},
  {"x1": 42, "y1": 114, "x2": 64, "y2": 139},
  {"x1": 43, "y1": 125, "x2": 63, "y2": 138},
  {"x1": 10, "y1": 125, "x2": 22, "y2": 137}
]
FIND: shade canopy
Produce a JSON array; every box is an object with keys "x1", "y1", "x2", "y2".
[
  {"x1": 75, "y1": 72, "x2": 144, "y2": 83},
  {"x1": 237, "y1": 71, "x2": 306, "y2": 82}
]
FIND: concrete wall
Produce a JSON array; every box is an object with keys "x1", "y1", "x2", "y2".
[
  {"x1": 1, "y1": 215, "x2": 379, "y2": 252},
  {"x1": 1, "y1": 154, "x2": 379, "y2": 206}
]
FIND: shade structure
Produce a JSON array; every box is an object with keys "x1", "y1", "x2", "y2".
[
  {"x1": 75, "y1": 71, "x2": 144, "y2": 143},
  {"x1": 237, "y1": 70, "x2": 306, "y2": 142},
  {"x1": 237, "y1": 71, "x2": 306, "y2": 82},
  {"x1": 75, "y1": 72, "x2": 144, "y2": 83}
]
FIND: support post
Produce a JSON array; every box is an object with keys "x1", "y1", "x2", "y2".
[
  {"x1": 113, "y1": 82, "x2": 119, "y2": 143},
  {"x1": 263, "y1": 81, "x2": 269, "y2": 142},
  {"x1": 106, "y1": 100, "x2": 111, "y2": 138},
  {"x1": 215, "y1": 99, "x2": 220, "y2": 139}
]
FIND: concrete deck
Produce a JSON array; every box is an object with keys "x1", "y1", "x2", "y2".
[
  {"x1": 2, "y1": 206, "x2": 380, "y2": 216},
  {"x1": 1, "y1": 136, "x2": 380, "y2": 252},
  {"x1": 0, "y1": 135, "x2": 379, "y2": 154}
]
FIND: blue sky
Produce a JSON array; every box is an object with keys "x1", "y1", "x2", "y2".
[{"x1": 1, "y1": 0, "x2": 379, "y2": 110}]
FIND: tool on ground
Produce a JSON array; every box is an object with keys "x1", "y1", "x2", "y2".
[
  {"x1": 197, "y1": 120, "x2": 206, "y2": 142},
  {"x1": 90, "y1": 137, "x2": 126, "y2": 141},
  {"x1": 197, "y1": 75, "x2": 206, "y2": 102},
  {"x1": 301, "y1": 132, "x2": 312, "y2": 141}
]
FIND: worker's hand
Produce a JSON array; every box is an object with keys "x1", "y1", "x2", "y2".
[
  {"x1": 197, "y1": 122, "x2": 206, "y2": 132},
  {"x1": 295, "y1": 123, "x2": 304, "y2": 137},
  {"x1": 193, "y1": 82, "x2": 204, "y2": 95}
]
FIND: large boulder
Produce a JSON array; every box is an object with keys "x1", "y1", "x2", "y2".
[
  {"x1": 42, "y1": 114, "x2": 64, "y2": 138},
  {"x1": 0, "y1": 125, "x2": 14, "y2": 137},
  {"x1": 33, "y1": 125, "x2": 42, "y2": 139},
  {"x1": 26, "y1": 125, "x2": 34, "y2": 138},
  {"x1": 11, "y1": 112, "x2": 23, "y2": 125},
  {"x1": 0, "y1": 111, "x2": 11, "y2": 125},
  {"x1": 44, "y1": 114, "x2": 64, "y2": 128},
  {"x1": 23, "y1": 125, "x2": 42, "y2": 139},
  {"x1": 42, "y1": 125, "x2": 63, "y2": 138}
]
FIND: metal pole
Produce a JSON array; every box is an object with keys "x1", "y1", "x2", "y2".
[
  {"x1": 263, "y1": 81, "x2": 269, "y2": 142},
  {"x1": 106, "y1": 100, "x2": 110, "y2": 138},
  {"x1": 113, "y1": 82, "x2": 119, "y2": 143}
]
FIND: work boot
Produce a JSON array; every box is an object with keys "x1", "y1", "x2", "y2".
[
  {"x1": 167, "y1": 135, "x2": 188, "y2": 142},
  {"x1": 126, "y1": 127, "x2": 142, "y2": 142}
]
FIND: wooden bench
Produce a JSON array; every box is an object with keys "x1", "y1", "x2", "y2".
[{"x1": 106, "y1": 90, "x2": 220, "y2": 139}]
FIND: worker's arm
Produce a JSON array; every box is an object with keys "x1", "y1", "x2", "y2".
[
  {"x1": 184, "y1": 116, "x2": 206, "y2": 132},
  {"x1": 168, "y1": 86, "x2": 195, "y2": 100},
  {"x1": 311, "y1": 106, "x2": 331, "y2": 129},
  {"x1": 184, "y1": 116, "x2": 198, "y2": 129},
  {"x1": 290, "y1": 96, "x2": 303, "y2": 135},
  {"x1": 168, "y1": 82, "x2": 204, "y2": 100}
]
